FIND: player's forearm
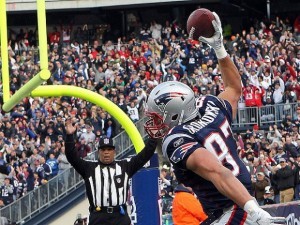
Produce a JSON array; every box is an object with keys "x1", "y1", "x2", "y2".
[
  {"x1": 218, "y1": 56, "x2": 241, "y2": 95},
  {"x1": 212, "y1": 168, "x2": 252, "y2": 208},
  {"x1": 187, "y1": 149, "x2": 252, "y2": 207}
]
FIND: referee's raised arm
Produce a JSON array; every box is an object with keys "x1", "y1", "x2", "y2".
[
  {"x1": 64, "y1": 118, "x2": 89, "y2": 177},
  {"x1": 125, "y1": 138, "x2": 158, "y2": 177},
  {"x1": 65, "y1": 119, "x2": 86, "y2": 177}
]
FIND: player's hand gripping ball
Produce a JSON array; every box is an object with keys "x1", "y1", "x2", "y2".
[{"x1": 187, "y1": 8, "x2": 216, "y2": 40}]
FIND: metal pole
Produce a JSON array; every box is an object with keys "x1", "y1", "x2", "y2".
[
  {"x1": 122, "y1": 10, "x2": 126, "y2": 38},
  {"x1": 0, "y1": 0, "x2": 10, "y2": 103},
  {"x1": 37, "y1": 0, "x2": 48, "y2": 70},
  {"x1": 267, "y1": 0, "x2": 270, "y2": 20}
]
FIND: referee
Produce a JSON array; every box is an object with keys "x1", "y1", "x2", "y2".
[{"x1": 64, "y1": 119, "x2": 157, "y2": 225}]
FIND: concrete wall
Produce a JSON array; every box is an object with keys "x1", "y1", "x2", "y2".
[{"x1": 48, "y1": 197, "x2": 90, "y2": 225}]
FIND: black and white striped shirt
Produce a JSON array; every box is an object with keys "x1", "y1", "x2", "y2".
[
  {"x1": 88, "y1": 162, "x2": 129, "y2": 207},
  {"x1": 65, "y1": 134, "x2": 157, "y2": 210}
]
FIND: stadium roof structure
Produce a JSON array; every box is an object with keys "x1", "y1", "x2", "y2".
[{"x1": 5, "y1": 0, "x2": 299, "y2": 18}]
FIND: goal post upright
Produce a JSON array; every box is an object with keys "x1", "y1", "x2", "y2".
[
  {"x1": 2, "y1": 0, "x2": 50, "y2": 112},
  {"x1": 0, "y1": 0, "x2": 10, "y2": 103}
]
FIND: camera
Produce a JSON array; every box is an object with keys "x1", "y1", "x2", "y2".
[{"x1": 74, "y1": 213, "x2": 87, "y2": 225}]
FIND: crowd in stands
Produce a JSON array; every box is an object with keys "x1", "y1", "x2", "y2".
[{"x1": 0, "y1": 12, "x2": 300, "y2": 215}]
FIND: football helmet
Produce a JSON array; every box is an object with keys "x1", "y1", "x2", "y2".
[{"x1": 144, "y1": 81, "x2": 198, "y2": 138}]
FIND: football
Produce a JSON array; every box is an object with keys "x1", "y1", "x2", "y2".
[{"x1": 187, "y1": 8, "x2": 215, "y2": 40}]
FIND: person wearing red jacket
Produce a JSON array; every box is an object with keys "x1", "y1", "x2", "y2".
[
  {"x1": 49, "y1": 27, "x2": 60, "y2": 45},
  {"x1": 254, "y1": 86, "x2": 265, "y2": 107},
  {"x1": 75, "y1": 138, "x2": 91, "y2": 158},
  {"x1": 172, "y1": 183, "x2": 207, "y2": 225},
  {"x1": 243, "y1": 85, "x2": 257, "y2": 107},
  {"x1": 242, "y1": 84, "x2": 259, "y2": 123},
  {"x1": 118, "y1": 47, "x2": 130, "y2": 60},
  {"x1": 285, "y1": 62, "x2": 297, "y2": 81}
]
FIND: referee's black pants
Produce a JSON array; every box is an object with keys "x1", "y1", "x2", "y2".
[{"x1": 88, "y1": 211, "x2": 131, "y2": 225}]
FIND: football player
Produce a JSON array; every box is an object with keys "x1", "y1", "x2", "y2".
[{"x1": 144, "y1": 12, "x2": 285, "y2": 225}]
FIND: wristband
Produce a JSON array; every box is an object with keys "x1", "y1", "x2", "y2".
[
  {"x1": 243, "y1": 199, "x2": 260, "y2": 215},
  {"x1": 215, "y1": 45, "x2": 228, "y2": 59}
]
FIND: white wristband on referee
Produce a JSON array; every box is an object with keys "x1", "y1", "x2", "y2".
[
  {"x1": 243, "y1": 199, "x2": 260, "y2": 215},
  {"x1": 215, "y1": 45, "x2": 228, "y2": 59}
]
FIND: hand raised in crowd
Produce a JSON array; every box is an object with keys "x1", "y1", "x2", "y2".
[
  {"x1": 44, "y1": 136, "x2": 50, "y2": 146},
  {"x1": 5, "y1": 145, "x2": 12, "y2": 154},
  {"x1": 65, "y1": 119, "x2": 77, "y2": 135}
]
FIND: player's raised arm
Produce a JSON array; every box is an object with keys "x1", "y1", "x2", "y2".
[
  {"x1": 199, "y1": 12, "x2": 241, "y2": 119},
  {"x1": 186, "y1": 147, "x2": 286, "y2": 225}
]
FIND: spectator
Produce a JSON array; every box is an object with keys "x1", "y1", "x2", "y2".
[
  {"x1": 40, "y1": 157, "x2": 52, "y2": 181},
  {"x1": 33, "y1": 172, "x2": 42, "y2": 189},
  {"x1": 160, "y1": 166, "x2": 173, "y2": 196},
  {"x1": 0, "y1": 177, "x2": 13, "y2": 205},
  {"x1": 274, "y1": 146, "x2": 287, "y2": 163},
  {"x1": 27, "y1": 148, "x2": 42, "y2": 171},
  {"x1": 172, "y1": 183, "x2": 207, "y2": 225},
  {"x1": 57, "y1": 146, "x2": 71, "y2": 191},
  {"x1": 103, "y1": 118, "x2": 116, "y2": 138},
  {"x1": 283, "y1": 136, "x2": 299, "y2": 158},
  {"x1": 79, "y1": 123, "x2": 96, "y2": 147},
  {"x1": 22, "y1": 163, "x2": 34, "y2": 192},
  {"x1": 273, "y1": 78, "x2": 284, "y2": 95},
  {"x1": 58, "y1": 147, "x2": 71, "y2": 174},
  {"x1": 243, "y1": 84, "x2": 257, "y2": 107},
  {"x1": 46, "y1": 153, "x2": 59, "y2": 178},
  {"x1": 127, "y1": 101, "x2": 140, "y2": 122},
  {"x1": 290, "y1": 155, "x2": 300, "y2": 200},
  {"x1": 0, "y1": 199, "x2": 5, "y2": 208},
  {"x1": 263, "y1": 186, "x2": 275, "y2": 205},
  {"x1": 252, "y1": 172, "x2": 270, "y2": 206},
  {"x1": 34, "y1": 159, "x2": 45, "y2": 180},
  {"x1": 273, "y1": 158, "x2": 295, "y2": 203},
  {"x1": 17, "y1": 174, "x2": 27, "y2": 198},
  {"x1": 161, "y1": 189, "x2": 173, "y2": 217},
  {"x1": 267, "y1": 125, "x2": 282, "y2": 145},
  {"x1": 75, "y1": 138, "x2": 91, "y2": 158},
  {"x1": 150, "y1": 20, "x2": 162, "y2": 40}
]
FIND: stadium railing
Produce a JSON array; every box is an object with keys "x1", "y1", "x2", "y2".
[
  {"x1": 232, "y1": 102, "x2": 298, "y2": 129},
  {"x1": 0, "y1": 102, "x2": 296, "y2": 223}
]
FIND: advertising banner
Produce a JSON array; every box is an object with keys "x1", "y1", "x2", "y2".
[{"x1": 262, "y1": 201, "x2": 300, "y2": 225}]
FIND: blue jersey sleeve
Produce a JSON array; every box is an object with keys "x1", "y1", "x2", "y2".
[
  {"x1": 162, "y1": 131, "x2": 201, "y2": 168},
  {"x1": 198, "y1": 95, "x2": 233, "y2": 124}
]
